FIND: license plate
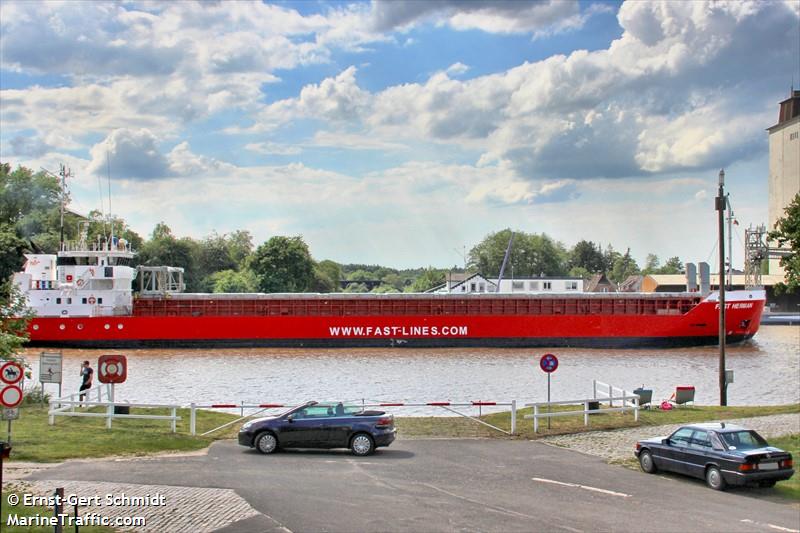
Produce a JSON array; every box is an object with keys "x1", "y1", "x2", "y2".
[{"x1": 759, "y1": 462, "x2": 779, "y2": 470}]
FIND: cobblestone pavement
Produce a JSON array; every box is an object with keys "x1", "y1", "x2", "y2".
[
  {"x1": 540, "y1": 413, "x2": 800, "y2": 462},
  {"x1": 5, "y1": 479, "x2": 263, "y2": 532}
]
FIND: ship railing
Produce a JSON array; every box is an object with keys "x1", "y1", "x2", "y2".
[
  {"x1": 524, "y1": 394, "x2": 640, "y2": 433},
  {"x1": 49, "y1": 384, "x2": 180, "y2": 432},
  {"x1": 190, "y1": 400, "x2": 518, "y2": 436}
]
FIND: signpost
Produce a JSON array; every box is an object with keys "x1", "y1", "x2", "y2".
[
  {"x1": 539, "y1": 353, "x2": 559, "y2": 429},
  {"x1": 0, "y1": 360, "x2": 24, "y2": 444},
  {"x1": 39, "y1": 351, "x2": 63, "y2": 405}
]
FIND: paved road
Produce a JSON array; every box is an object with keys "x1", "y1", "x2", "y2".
[{"x1": 23, "y1": 439, "x2": 800, "y2": 533}]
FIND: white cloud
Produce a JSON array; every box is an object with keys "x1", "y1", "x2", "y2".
[
  {"x1": 245, "y1": 142, "x2": 303, "y2": 156},
  {"x1": 368, "y1": 0, "x2": 590, "y2": 36}
]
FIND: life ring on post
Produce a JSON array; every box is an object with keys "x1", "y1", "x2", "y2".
[
  {"x1": 76, "y1": 279, "x2": 84, "y2": 287},
  {"x1": 88, "y1": 297, "x2": 96, "y2": 305}
]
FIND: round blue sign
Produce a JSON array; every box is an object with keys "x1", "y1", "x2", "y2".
[{"x1": 539, "y1": 353, "x2": 559, "y2": 373}]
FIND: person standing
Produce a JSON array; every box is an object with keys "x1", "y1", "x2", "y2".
[{"x1": 79, "y1": 360, "x2": 93, "y2": 405}]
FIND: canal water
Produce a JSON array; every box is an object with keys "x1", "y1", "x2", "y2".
[{"x1": 21, "y1": 326, "x2": 799, "y2": 415}]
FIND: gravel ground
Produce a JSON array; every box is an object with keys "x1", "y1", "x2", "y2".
[{"x1": 540, "y1": 413, "x2": 800, "y2": 462}]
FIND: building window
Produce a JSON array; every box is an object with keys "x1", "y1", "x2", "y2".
[
  {"x1": 479, "y1": 283, "x2": 485, "y2": 292},
  {"x1": 461, "y1": 286, "x2": 466, "y2": 292},
  {"x1": 512, "y1": 281, "x2": 524, "y2": 291},
  {"x1": 67, "y1": 298, "x2": 72, "y2": 304},
  {"x1": 529, "y1": 281, "x2": 539, "y2": 290},
  {"x1": 56, "y1": 298, "x2": 62, "y2": 304},
  {"x1": 566, "y1": 281, "x2": 578, "y2": 290},
  {"x1": 543, "y1": 282, "x2": 552, "y2": 290},
  {"x1": 790, "y1": 132, "x2": 799, "y2": 141},
  {"x1": 98, "y1": 298, "x2": 103, "y2": 304},
  {"x1": 81, "y1": 298, "x2": 87, "y2": 304},
  {"x1": 470, "y1": 282, "x2": 476, "y2": 292}
]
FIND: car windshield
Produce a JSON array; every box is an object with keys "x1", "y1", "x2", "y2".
[{"x1": 719, "y1": 430, "x2": 768, "y2": 450}]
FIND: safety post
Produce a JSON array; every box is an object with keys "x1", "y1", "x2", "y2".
[
  {"x1": 190, "y1": 403, "x2": 196, "y2": 436},
  {"x1": 171, "y1": 407, "x2": 177, "y2": 433}
]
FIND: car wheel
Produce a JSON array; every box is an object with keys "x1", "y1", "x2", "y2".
[
  {"x1": 255, "y1": 432, "x2": 278, "y2": 454},
  {"x1": 639, "y1": 450, "x2": 657, "y2": 473},
  {"x1": 705, "y1": 466, "x2": 726, "y2": 491},
  {"x1": 350, "y1": 433, "x2": 374, "y2": 456}
]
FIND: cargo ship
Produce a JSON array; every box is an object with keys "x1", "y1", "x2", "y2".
[{"x1": 12, "y1": 236, "x2": 766, "y2": 349}]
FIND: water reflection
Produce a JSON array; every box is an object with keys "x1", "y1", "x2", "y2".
[{"x1": 22, "y1": 326, "x2": 798, "y2": 415}]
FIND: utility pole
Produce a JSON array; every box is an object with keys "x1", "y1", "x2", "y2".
[
  {"x1": 716, "y1": 169, "x2": 728, "y2": 406},
  {"x1": 58, "y1": 164, "x2": 72, "y2": 251}
]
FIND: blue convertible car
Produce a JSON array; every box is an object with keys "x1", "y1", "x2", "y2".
[
  {"x1": 238, "y1": 401, "x2": 396, "y2": 456},
  {"x1": 635, "y1": 422, "x2": 794, "y2": 490}
]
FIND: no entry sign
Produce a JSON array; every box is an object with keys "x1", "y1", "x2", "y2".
[
  {"x1": 0, "y1": 385, "x2": 22, "y2": 408},
  {"x1": 539, "y1": 353, "x2": 559, "y2": 373}
]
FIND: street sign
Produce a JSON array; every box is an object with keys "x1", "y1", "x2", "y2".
[
  {"x1": 539, "y1": 353, "x2": 559, "y2": 373},
  {"x1": 39, "y1": 352, "x2": 63, "y2": 384},
  {"x1": 0, "y1": 386, "x2": 22, "y2": 408},
  {"x1": 1, "y1": 408, "x2": 19, "y2": 420},
  {"x1": 0, "y1": 361, "x2": 23, "y2": 384},
  {"x1": 98, "y1": 355, "x2": 127, "y2": 384}
]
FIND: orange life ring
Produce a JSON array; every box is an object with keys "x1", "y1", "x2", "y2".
[{"x1": 88, "y1": 297, "x2": 96, "y2": 305}]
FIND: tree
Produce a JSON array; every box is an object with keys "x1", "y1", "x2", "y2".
[
  {"x1": 469, "y1": 229, "x2": 568, "y2": 278},
  {"x1": 568, "y1": 240, "x2": 605, "y2": 274},
  {"x1": 768, "y1": 192, "x2": 800, "y2": 293},
  {"x1": 208, "y1": 269, "x2": 257, "y2": 293},
  {"x1": 409, "y1": 267, "x2": 445, "y2": 292},
  {"x1": 642, "y1": 254, "x2": 660, "y2": 275},
  {"x1": 0, "y1": 223, "x2": 27, "y2": 283},
  {"x1": 137, "y1": 223, "x2": 202, "y2": 291},
  {"x1": 609, "y1": 248, "x2": 640, "y2": 283},
  {"x1": 316, "y1": 260, "x2": 342, "y2": 291},
  {"x1": 659, "y1": 256, "x2": 683, "y2": 275},
  {"x1": 0, "y1": 281, "x2": 31, "y2": 362},
  {"x1": 251, "y1": 236, "x2": 314, "y2": 293}
]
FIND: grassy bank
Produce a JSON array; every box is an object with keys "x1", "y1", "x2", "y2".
[
  {"x1": 6, "y1": 405, "x2": 241, "y2": 463},
  {"x1": 4, "y1": 403, "x2": 798, "y2": 463},
  {"x1": 396, "y1": 403, "x2": 800, "y2": 439}
]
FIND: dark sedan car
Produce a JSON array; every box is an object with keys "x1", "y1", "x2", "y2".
[
  {"x1": 238, "y1": 401, "x2": 397, "y2": 456},
  {"x1": 635, "y1": 422, "x2": 794, "y2": 490}
]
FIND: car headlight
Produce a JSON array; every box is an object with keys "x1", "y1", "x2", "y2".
[{"x1": 241, "y1": 421, "x2": 255, "y2": 431}]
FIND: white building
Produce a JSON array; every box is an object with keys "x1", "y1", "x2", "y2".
[
  {"x1": 767, "y1": 90, "x2": 800, "y2": 276},
  {"x1": 437, "y1": 273, "x2": 584, "y2": 294}
]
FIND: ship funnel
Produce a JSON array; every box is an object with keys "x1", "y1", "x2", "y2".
[
  {"x1": 685, "y1": 263, "x2": 697, "y2": 292},
  {"x1": 698, "y1": 262, "x2": 710, "y2": 295}
]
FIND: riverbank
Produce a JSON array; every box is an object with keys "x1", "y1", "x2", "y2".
[{"x1": 5, "y1": 403, "x2": 799, "y2": 462}]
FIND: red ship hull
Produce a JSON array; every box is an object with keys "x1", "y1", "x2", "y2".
[{"x1": 25, "y1": 293, "x2": 765, "y2": 349}]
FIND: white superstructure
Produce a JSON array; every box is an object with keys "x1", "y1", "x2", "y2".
[{"x1": 13, "y1": 238, "x2": 136, "y2": 318}]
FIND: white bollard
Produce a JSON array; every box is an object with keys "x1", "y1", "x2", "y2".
[
  {"x1": 584, "y1": 400, "x2": 589, "y2": 427},
  {"x1": 190, "y1": 403, "x2": 196, "y2": 436},
  {"x1": 171, "y1": 407, "x2": 177, "y2": 433},
  {"x1": 533, "y1": 404, "x2": 539, "y2": 433}
]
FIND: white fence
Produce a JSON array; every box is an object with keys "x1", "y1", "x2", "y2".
[
  {"x1": 525, "y1": 381, "x2": 641, "y2": 433},
  {"x1": 48, "y1": 384, "x2": 181, "y2": 431}
]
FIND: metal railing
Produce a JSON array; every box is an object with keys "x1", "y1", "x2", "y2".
[
  {"x1": 525, "y1": 394, "x2": 640, "y2": 433},
  {"x1": 191, "y1": 400, "x2": 518, "y2": 436}
]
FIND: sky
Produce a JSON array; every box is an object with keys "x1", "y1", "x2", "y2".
[{"x1": 1, "y1": 0, "x2": 798, "y2": 270}]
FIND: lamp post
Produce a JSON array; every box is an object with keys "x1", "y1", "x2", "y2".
[{"x1": 716, "y1": 168, "x2": 727, "y2": 406}]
